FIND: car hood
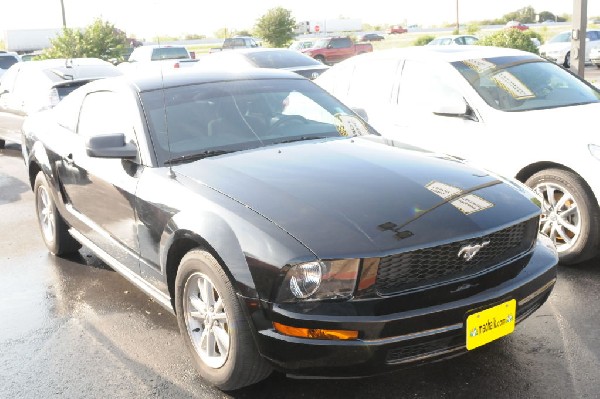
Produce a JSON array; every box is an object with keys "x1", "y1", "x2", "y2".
[
  {"x1": 539, "y1": 42, "x2": 569, "y2": 52},
  {"x1": 174, "y1": 137, "x2": 540, "y2": 258}
]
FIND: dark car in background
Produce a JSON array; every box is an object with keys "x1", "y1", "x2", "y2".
[
  {"x1": 0, "y1": 58, "x2": 121, "y2": 148},
  {"x1": 196, "y1": 48, "x2": 329, "y2": 79},
  {"x1": 22, "y1": 68, "x2": 557, "y2": 391},
  {"x1": 360, "y1": 33, "x2": 385, "y2": 42}
]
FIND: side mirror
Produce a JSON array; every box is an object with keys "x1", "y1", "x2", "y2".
[
  {"x1": 432, "y1": 92, "x2": 468, "y2": 117},
  {"x1": 86, "y1": 133, "x2": 138, "y2": 159},
  {"x1": 352, "y1": 107, "x2": 369, "y2": 122},
  {"x1": 327, "y1": 44, "x2": 333, "y2": 49}
]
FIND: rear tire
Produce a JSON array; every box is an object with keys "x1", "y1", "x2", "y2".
[
  {"x1": 526, "y1": 168, "x2": 600, "y2": 264},
  {"x1": 175, "y1": 250, "x2": 272, "y2": 390},
  {"x1": 34, "y1": 172, "x2": 81, "y2": 256},
  {"x1": 0, "y1": 139, "x2": 5, "y2": 149}
]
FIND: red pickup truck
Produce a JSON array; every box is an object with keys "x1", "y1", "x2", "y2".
[{"x1": 301, "y1": 37, "x2": 373, "y2": 64}]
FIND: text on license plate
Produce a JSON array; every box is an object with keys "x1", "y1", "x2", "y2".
[{"x1": 466, "y1": 299, "x2": 516, "y2": 350}]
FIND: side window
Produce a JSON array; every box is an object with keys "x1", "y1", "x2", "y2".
[
  {"x1": 464, "y1": 36, "x2": 478, "y2": 45},
  {"x1": 587, "y1": 31, "x2": 599, "y2": 41},
  {"x1": 78, "y1": 91, "x2": 137, "y2": 144},
  {"x1": 54, "y1": 89, "x2": 85, "y2": 131},
  {"x1": 332, "y1": 38, "x2": 351, "y2": 48},
  {"x1": 0, "y1": 65, "x2": 20, "y2": 93},
  {"x1": 347, "y1": 58, "x2": 400, "y2": 104},
  {"x1": 397, "y1": 60, "x2": 460, "y2": 109},
  {"x1": 317, "y1": 63, "x2": 354, "y2": 97}
]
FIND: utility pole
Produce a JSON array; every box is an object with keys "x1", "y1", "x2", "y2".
[
  {"x1": 571, "y1": 0, "x2": 587, "y2": 78},
  {"x1": 456, "y1": 0, "x2": 460, "y2": 33},
  {"x1": 59, "y1": 0, "x2": 67, "y2": 28}
]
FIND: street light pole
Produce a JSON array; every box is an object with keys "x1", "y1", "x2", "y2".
[
  {"x1": 456, "y1": 0, "x2": 460, "y2": 34},
  {"x1": 59, "y1": 0, "x2": 67, "y2": 28}
]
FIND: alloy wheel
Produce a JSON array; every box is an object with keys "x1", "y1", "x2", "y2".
[
  {"x1": 534, "y1": 182, "x2": 581, "y2": 253},
  {"x1": 37, "y1": 185, "x2": 55, "y2": 244},
  {"x1": 184, "y1": 272, "x2": 230, "y2": 369}
]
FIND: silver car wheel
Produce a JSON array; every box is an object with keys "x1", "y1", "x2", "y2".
[
  {"x1": 534, "y1": 182, "x2": 581, "y2": 253},
  {"x1": 184, "y1": 272, "x2": 230, "y2": 369},
  {"x1": 37, "y1": 185, "x2": 55, "y2": 244}
]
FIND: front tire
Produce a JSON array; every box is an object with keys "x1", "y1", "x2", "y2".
[
  {"x1": 34, "y1": 172, "x2": 81, "y2": 256},
  {"x1": 564, "y1": 51, "x2": 571, "y2": 68},
  {"x1": 0, "y1": 139, "x2": 5, "y2": 149},
  {"x1": 175, "y1": 250, "x2": 272, "y2": 390},
  {"x1": 526, "y1": 169, "x2": 600, "y2": 264},
  {"x1": 314, "y1": 55, "x2": 325, "y2": 64}
]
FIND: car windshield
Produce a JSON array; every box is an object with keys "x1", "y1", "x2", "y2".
[
  {"x1": 246, "y1": 50, "x2": 321, "y2": 68},
  {"x1": 312, "y1": 39, "x2": 329, "y2": 49},
  {"x1": 452, "y1": 56, "x2": 600, "y2": 112},
  {"x1": 548, "y1": 32, "x2": 571, "y2": 43},
  {"x1": 141, "y1": 78, "x2": 375, "y2": 164}
]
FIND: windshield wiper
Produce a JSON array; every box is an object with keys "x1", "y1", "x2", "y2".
[
  {"x1": 166, "y1": 149, "x2": 233, "y2": 165},
  {"x1": 274, "y1": 136, "x2": 327, "y2": 144}
]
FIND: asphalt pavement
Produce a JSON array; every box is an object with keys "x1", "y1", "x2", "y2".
[{"x1": 1, "y1": 99, "x2": 600, "y2": 398}]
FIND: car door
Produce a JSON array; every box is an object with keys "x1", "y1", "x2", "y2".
[
  {"x1": 342, "y1": 57, "x2": 403, "y2": 128},
  {"x1": 0, "y1": 64, "x2": 25, "y2": 143},
  {"x1": 56, "y1": 89, "x2": 143, "y2": 273},
  {"x1": 585, "y1": 31, "x2": 600, "y2": 61},
  {"x1": 330, "y1": 38, "x2": 353, "y2": 63},
  {"x1": 388, "y1": 59, "x2": 484, "y2": 158}
]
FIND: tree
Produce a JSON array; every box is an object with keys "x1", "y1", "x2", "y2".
[
  {"x1": 538, "y1": 11, "x2": 556, "y2": 23},
  {"x1": 477, "y1": 29, "x2": 538, "y2": 54},
  {"x1": 39, "y1": 19, "x2": 127, "y2": 61},
  {"x1": 503, "y1": 6, "x2": 536, "y2": 23},
  {"x1": 254, "y1": 7, "x2": 296, "y2": 48},
  {"x1": 214, "y1": 27, "x2": 232, "y2": 39},
  {"x1": 413, "y1": 35, "x2": 435, "y2": 46}
]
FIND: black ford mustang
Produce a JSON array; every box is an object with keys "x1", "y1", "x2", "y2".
[{"x1": 21, "y1": 69, "x2": 557, "y2": 390}]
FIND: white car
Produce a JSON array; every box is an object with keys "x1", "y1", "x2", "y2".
[
  {"x1": 539, "y1": 29, "x2": 600, "y2": 68},
  {"x1": 0, "y1": 51, "x2": 21, "y2": 78},
  {"x1": 590, "y1": 46, "x2": 600, "y2": 68},
  {"x1": 316, "y1": 46, "x2": 600, "y2": 264},
  {"x1": 427, "y1": 35, "x2": 479, "y2": 46}
]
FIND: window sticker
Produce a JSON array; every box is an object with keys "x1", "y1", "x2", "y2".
[
  {"x1": 462, "y1": 59, "x2": 496, "y2": 73},
  {"x1": 334, "y1": 114, "x2": 369, "y2": 137},
  {"x1": 426, "y1": 181, "x2": 462, "y2": 199},
  {"x1": 451, "y1": 194, "x2": 494, "y2": 215},
  {"x1": 426, "y1": 181, "x2": 494, "y2": 214},
  {"x1": 491, "y1": 71, "x2": 535, "y2": 100}
]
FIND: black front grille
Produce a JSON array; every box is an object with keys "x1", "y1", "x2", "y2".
[
  {"x1": 386, "y1": 335, "x2": 464, "y2": 364},
  {"x1": 376, "y1": 218, "x2": 538, "y2": 295}
]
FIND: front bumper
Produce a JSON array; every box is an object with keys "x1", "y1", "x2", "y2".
[{"x1": 249, "y1": 237, "x2": 557, "y2": 378}]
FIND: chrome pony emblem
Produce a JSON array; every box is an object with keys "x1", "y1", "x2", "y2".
[{"x1": 458, "y1": 240, "x2": 490, "y2": 261}]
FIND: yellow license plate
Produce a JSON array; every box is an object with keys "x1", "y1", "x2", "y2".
[{"x1": 466, "y1": 299, "x2": 516, "y2": 350}]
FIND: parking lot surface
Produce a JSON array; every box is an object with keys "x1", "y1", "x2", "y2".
[{"x1": 1, "y1": 70, "x2": 600, "y2": 396}]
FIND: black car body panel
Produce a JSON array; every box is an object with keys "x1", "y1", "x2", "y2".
[{"x1": 21, "y1": 69, "x2": 557, "y2": 383}]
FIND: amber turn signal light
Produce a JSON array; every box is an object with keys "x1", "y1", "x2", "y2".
[{"x1": 273, "y1": 322, "x2": 358, "y2": 340}]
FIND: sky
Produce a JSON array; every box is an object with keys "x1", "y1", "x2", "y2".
[{"x1": 2, "y1": 0, "x2": 600, "y2": 39}]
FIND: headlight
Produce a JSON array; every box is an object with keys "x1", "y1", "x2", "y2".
[
  {"x1": 589, "y1": 144, "x2": 600, "y2": 161},
  {"x1": 277, "y1": 259, "x2": 359, "y2": 302}
]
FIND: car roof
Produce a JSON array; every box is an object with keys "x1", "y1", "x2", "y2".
[
  {"x1": 18, "y1": 58, "x2": 121, "y2": 82},
  {"x1": 433, "y1": 35, "x2": 477, "y2": 39},
  {"x1": 349, "y1": 45, "x2": 540, "y2": 63},
  {"x1": 89, "y1": 68, "x2": 306, "y2": 92},
  {"x1": 214, "y1": 48, "x2": 306, "y2": 56}
]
